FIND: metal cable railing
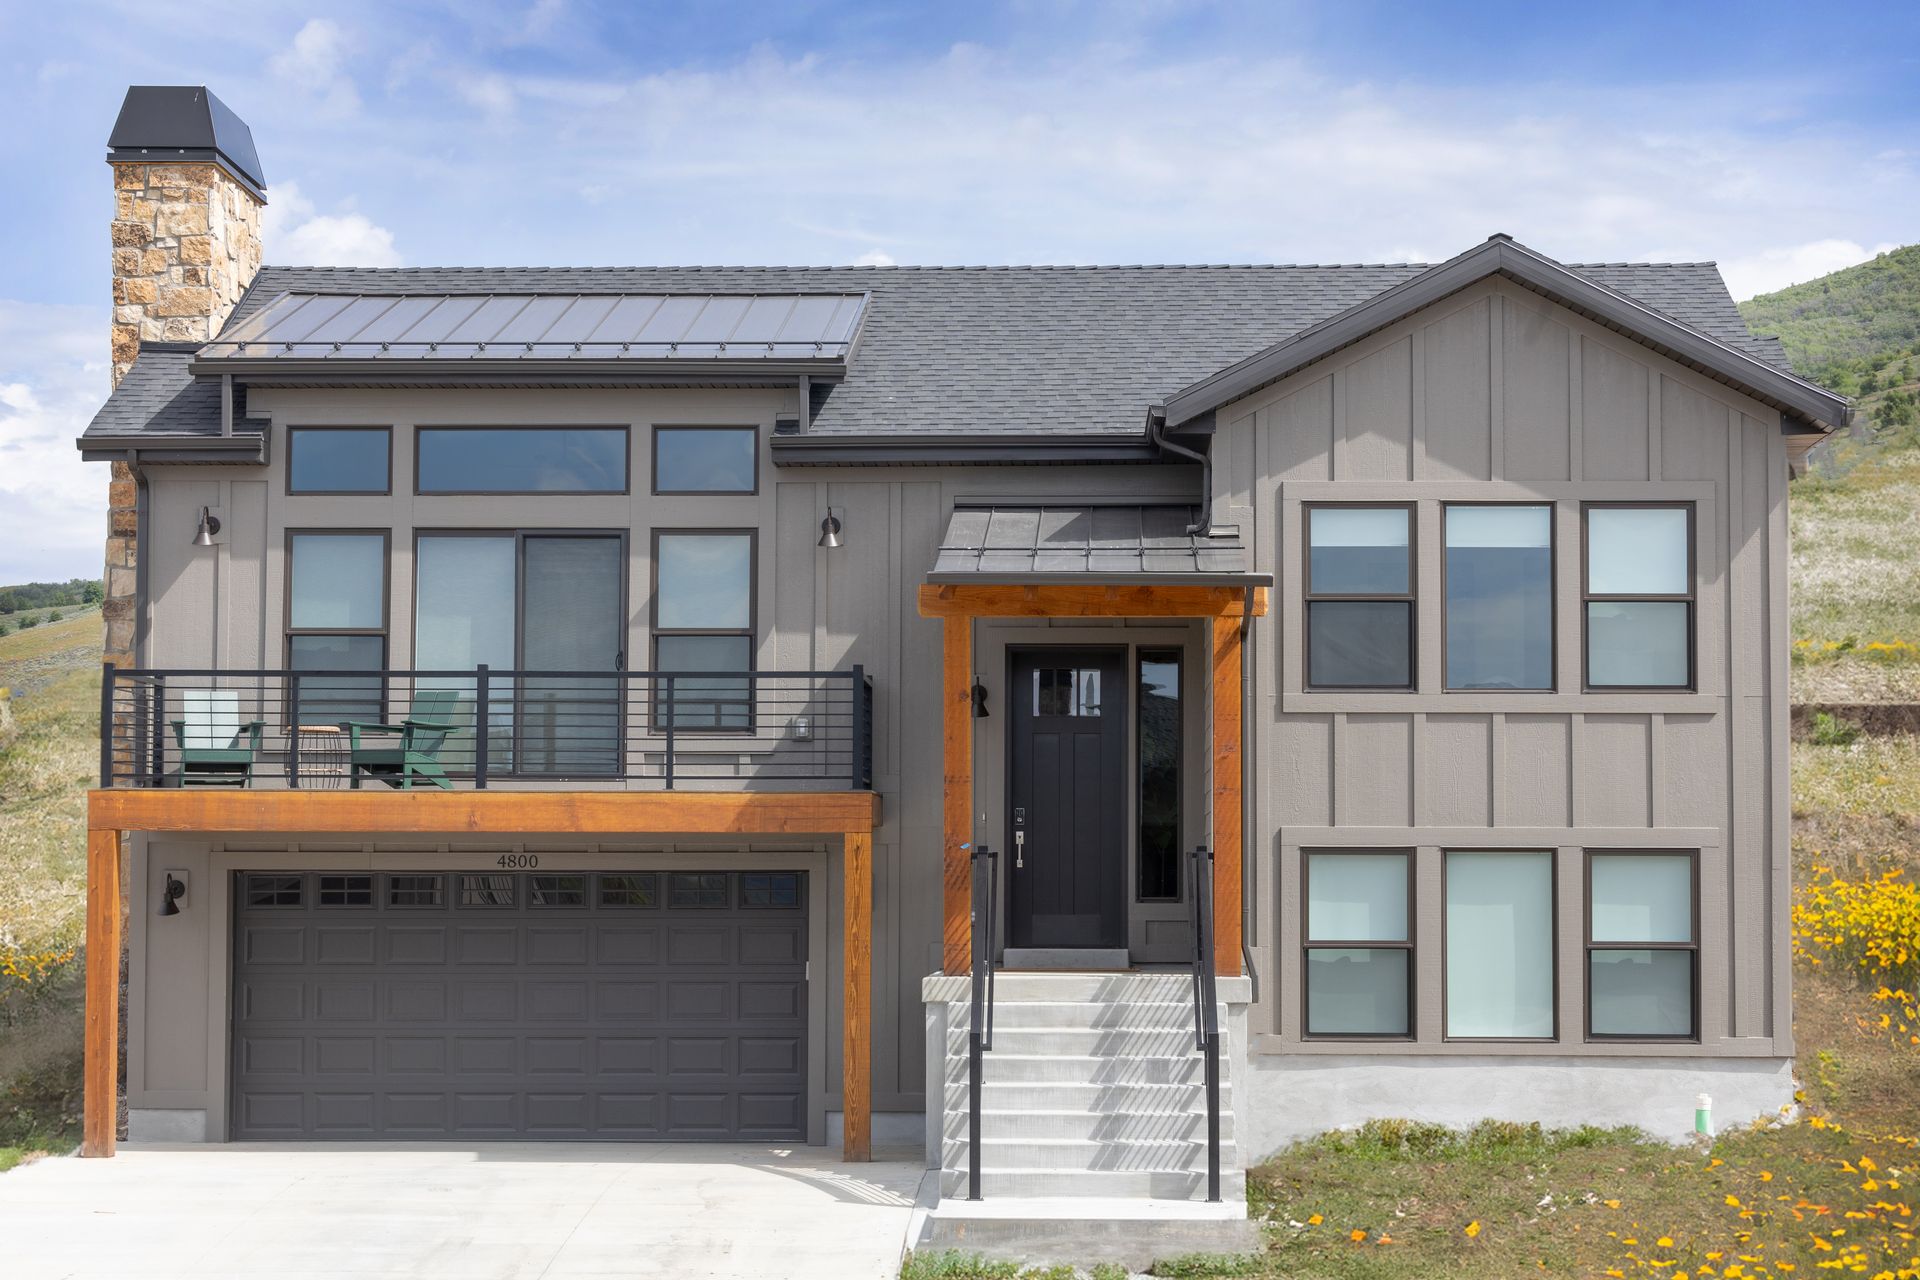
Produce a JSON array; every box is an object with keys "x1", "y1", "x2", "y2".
[
  {"x1": 967, "y1": 842, "x2": 999, "y2": 1201},
  {"x1": 1188, "y1": 844, "x2": 1223, "y2": 1203},
  {"x1": 99, "y1": 663, "x2": 872, "y2": 791}
]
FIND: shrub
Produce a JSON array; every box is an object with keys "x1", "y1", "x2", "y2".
[
  {"x1": 0, "y1": 943, "x2": 78, "y2": 1028},
  {"x1": 1810, "y1": 710, "x2": 1863, "y2": 746},
  {"x1": 16, "y1": 615, "x2": 37, "y2": 630},
  {"x1": 45, "y1": 609, "x2": 61, "y2": 623},
  {"x1": 1794, "y1": 866, "x2": 1920, "y2": 987}
]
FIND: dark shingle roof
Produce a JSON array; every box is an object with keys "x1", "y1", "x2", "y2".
[
  {"x1": 83, "y1": 345, "x2": 248, "y2": 439},
  {"x1": 86, "y1": 258, "x2": 1787, "y2": 442}
]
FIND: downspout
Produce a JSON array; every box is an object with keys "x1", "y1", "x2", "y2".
[
  {"x1": 1147, "y1": 408, "x2": 1210, "y2": 536},
  {"x1": 123, "y1": 450, "x2": 149, "y2": 665}
]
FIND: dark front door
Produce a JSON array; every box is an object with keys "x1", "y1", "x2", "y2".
[{"x1": 1007, "y1": 647, "x2": 1128, "y2": 949}]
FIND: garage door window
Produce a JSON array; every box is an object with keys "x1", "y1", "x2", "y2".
[
  {"x1": 530, "y1": 874, "x2": 588, "y2": 907},
  {"x1": 670, "y1": 872, "x2": 730, "y2": 907},
  {"x1": 387, "y1": 875, "x2": 443, "y2": 908},
  {"x1": 460, "y1": 874, "x2": 516, "y2": 907},
  {"x1": 245, "y1": 874, "x2": 302, "y2": 907},
  {"x1": 317, "y1": 875, "x2": 373, "y2": 907},
  {"x1": 598, "y1": 873, "x2": 658, "y2": 907},
  {"x1": 742, "y1": 873, "x2": 801, "y2": 908}
]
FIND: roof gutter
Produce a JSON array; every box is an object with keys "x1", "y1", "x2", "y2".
[{"x1": 1147, "y1": 407, "x2": 1210, "y2": 535}]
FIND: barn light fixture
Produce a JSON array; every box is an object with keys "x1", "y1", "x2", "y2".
[
  {"x1": 158, "y1": 875, "x2": 186, "y2": 917},
  {"x1": 817, "y1": 512, "x2": 844, "y2": 549},
  {"x1": 192, "y1": 506, "x2": 221, "y2": 547}
]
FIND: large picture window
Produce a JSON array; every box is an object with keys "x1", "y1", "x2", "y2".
[
  {"x1": 1445, "y1": 851, "x2": 1555, "y2": 1039},
  {"x1": 1136, "y1": 649, "x2": 1182, "y2": 902},
  {"x1": 1304, "y1": 505, "x2": 1414, "y2": 689},
  {"x1": 652, "y1": 530, "x2": 756, "y2": 729},
  {"x1": 416, "y1": 427, "x2": 628, "y2": 494},
  {"x1": 1303, "y1": 851, "x2": 1412, "y2": 1037},
  {"x1": 285, "y1": 531, "x2": 388, "y2": 725},
  {"x1": 288, "y1": 426, "x2": 390, "y2": 494},
  {"x1": 1584, "y1": 504, "x2": 1694, "y2": 689},
  {"x1": 1586, "y1": 852, "x2": 1697, "y2": 1040},
  {"x1": 1444, "y1": 504, "x2": 1553, "y2": 690},
  {"x1": 652, "y1": 426, "x2": 758, "y2": 494}
]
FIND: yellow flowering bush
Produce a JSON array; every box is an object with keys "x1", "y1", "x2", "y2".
[
  {"x1": 1794, "y1": 866, "x2": 1920, "y2": 987},
  {"x1": 1791, "y1": 636, "x2": 1920, "y2": 666},
  {"x1": 0, "y1": 943, "x2": 77, "y2": 1028}
]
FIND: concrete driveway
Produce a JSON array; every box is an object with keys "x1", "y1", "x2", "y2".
[{"x1": 3, "y1": 1142, "x2": 927, "y2": 1280}]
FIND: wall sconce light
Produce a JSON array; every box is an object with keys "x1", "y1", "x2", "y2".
[
  {"x1": 192, "y1": 506, "x2": 221, "y2": 547},
  {"x1": 817, "y1": 511, "x2": 844, "y2": 549},
  {"x1": 971, "y1": 676, "x2": 990, "y2": 719},
  {"x1": 158, "y1": 875, "x2": 187, "y2": 917}
]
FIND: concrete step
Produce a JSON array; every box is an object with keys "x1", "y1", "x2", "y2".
[
  {"x1": 944, "y1": 1137, "x2": 1239, "y2": 1172},
  {"x1": 952, "y1": 1081, "x2": 1233, "y2": 1113},
  {"x1": 943, "y1": 1108, "x2": 1235, "y2": 1143},
  {"x1": 985, "y1": 999, "x2": 1215, "y2": 1030},
  {"x1": 948, "y1": 1026, "x2": 1209, "y2": 1058},
  {"x1": 961, "y1": 972, "x2": 1197, "y2": 1002},
  {"x1": 944, "y1": 1053, "x2": 1212, "y2": 1085},
  {"x1": 939, "y1": 1167, "x2": 1248, "y2": 1201}
]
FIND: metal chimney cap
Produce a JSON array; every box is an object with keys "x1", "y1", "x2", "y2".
[{"x1": 107, "y1": 86, "x2": 267, "y2": 201}]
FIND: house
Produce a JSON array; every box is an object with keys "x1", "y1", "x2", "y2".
[{"x1": 78, "y1": 86, "x2": 1848, "y2": 1220}]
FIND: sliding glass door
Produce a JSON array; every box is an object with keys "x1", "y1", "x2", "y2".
[{"x1": 415, "y1": 532, "x2": 625, "y2": 777}]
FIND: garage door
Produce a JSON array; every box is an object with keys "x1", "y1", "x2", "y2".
[{"x1": 230, "y1": 869, "x2": 807, "y2": 1140}]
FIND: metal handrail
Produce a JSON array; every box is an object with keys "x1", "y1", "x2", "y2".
[
  {"x1": 98, "y1": 662, "x2": 873, "y2": 792},
  {"x1": 1188, "y1": 845, "x2": 1223, "y2": 1203},
  {"x1": 967, "y1": 843, "x2": 999, "y2": 1201}
]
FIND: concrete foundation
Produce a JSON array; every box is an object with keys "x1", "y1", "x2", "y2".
[
  {"x1": 1234, "y1": 1053, "x2": 1796, "y2": 1159},
  {"x1": 126, "y1": 1108, "x2": 208, "y2": 1142}
]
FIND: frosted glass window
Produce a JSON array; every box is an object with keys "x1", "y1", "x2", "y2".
[
  {"x1": 1308, "y1": 506, "x2": 1410, "y2": 593},
  {"x1": 1445, "y1": 505, "x2": 1553, "y2": 690},
  {"x1": 1587, "y1": 507, "x2": 1689, "y2": 595},
  {"x1": 1306, "y1": 852, "x2": 1408, "y2": 941},
  {"x1": 1589, "y1": 951, "x2": 1693, "y2": 1037},
  {"x1": 1590, "y1": 854, "x2": 1693, "y2": 943},
  {"x1": 1587, "y1": 601, "x2": 1689, "y2": 687},
  {"x1": 1445, "y1": 852, "x2": 1554, "y2": 1038},
  {"x1": 288, "y1": 534, "x2": 386, "y2": 629}
]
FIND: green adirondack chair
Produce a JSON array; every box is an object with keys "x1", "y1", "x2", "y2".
[
  {"x1": 342, "y1": 689, "x2": 462, "y2": 790},
  {"x1": 169, "y1": 689, "x2": 264, "y2": 787}
]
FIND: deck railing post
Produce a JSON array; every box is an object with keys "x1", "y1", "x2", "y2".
[
  {"x1": 287, "y1": 673, "x2": 302, "y2": 788},
  {"x1": 98, "y1": 662, "x2": 116, "y2": 787},
  {"x1": 848, "y1": 664, "x2": 867, "y2": 790},
  {"x1": 148, "y1": 674, "x2": 166, "y2": 789},
  {"x1": 474, "y1": 665, "x2": 490, "y2": 789},
  {"x1": 663, "y1": 675, "x2": 676, "y2": 790}
]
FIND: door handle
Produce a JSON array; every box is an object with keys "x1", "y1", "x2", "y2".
[{"x1": 1013, "y1": 806, "x2": 1026, "y2": 869}]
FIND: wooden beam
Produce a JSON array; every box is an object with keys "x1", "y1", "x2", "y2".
[
  {"x1": 842, "y1": 829, "x2": 872, "y2": 1162},
  {"x1": 83, "y1": 828, "x2": 120, "y2": 1157},
  {"x1": 942, "y1": 616, "x2": 972, "y2": 975},
  {"x1": 1211, "y1": 617, "x2": 1244, "y2": 978},
  {"x1": 87, "y1": 788, "x2": 881, "y2": 837},
  {"x1": 919, "y1": 583, "x2": 1268, "y2": 619}
]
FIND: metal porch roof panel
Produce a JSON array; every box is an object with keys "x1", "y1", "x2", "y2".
[
  {"x1": 200, "y1": 290, "x2": 869, "y2": 361},
  {"x1": 929, "y1": 504, "x2": 1265, "y2": 584}
]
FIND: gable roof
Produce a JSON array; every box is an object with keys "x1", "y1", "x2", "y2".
[
  {"x1": 1159, "y1": 235, "x2": 1848, "y2": 435},
  {"x1": 82, "y1": 245, "x2": 1826, "y2": 459}
]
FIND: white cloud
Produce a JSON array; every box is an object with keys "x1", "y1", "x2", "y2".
[
  {"x1": 261, "y1": 181, "x2": 402, "y2": 267},
  {"x1": 851, "y1": 249, "x2": 896, "y2": 266},
  {"x1": 1718, "y1": 239, "x2": 1903, "y2": 301},
  {"x1": 0, "y1": 302, "x2": 112, "y2": 584},
  {"x1": 268, "y1": 18, "x2": 359, "y2": 114}
]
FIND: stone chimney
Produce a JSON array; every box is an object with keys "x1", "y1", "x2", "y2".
[{"x1": 102, "y1": 86, "x2": 265, "y2": 664}]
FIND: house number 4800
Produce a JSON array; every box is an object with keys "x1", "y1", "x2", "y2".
[{"x1": 495, "y1": 854, "x2": 540, "y2": 869}]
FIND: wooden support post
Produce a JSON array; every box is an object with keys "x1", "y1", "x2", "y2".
[
  {"x1": 842, "y1": 829, "x2": 872, "y2": 1162},
  {"x1": 83, "y1": 828, "x2": 121, "y2": 1157},
  {"x1": 942, "y1": 616, "x2": 972, "y2": 976},
  {"x1": 1211, "y1": 618, "x2": 1245, "y2": 978}
]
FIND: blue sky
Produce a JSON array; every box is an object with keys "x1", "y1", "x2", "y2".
[{"x1": 0, "y1": 0, "x2": 1916, "y2": 582}]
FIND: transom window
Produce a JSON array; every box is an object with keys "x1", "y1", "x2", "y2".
[
  {"x1": 288, "y1": 426, "x2": 390, "y2": 494},
  {"x1": 286, "y1": 531, "x2": 388, "y2": 725},
  {"x1": 1587, "y1": 852, "x2": 1697, "y2": 1040},
  {"x1": 652, "y1": 531, "x2": 755, "y2": 729},
  {"x1": 1584, "y1": 504, "x2": 1694, "y2": 689},
  {"x1": 416, "y1": 427, "x2": 628, "y2": 494},
  {"x1": 1304, "y1": 505, "x2": 1414, "y2": 689},
  {"x1": 1444, "y1": 505, "x2": 1553, "y2": 691},
  {"x1": 1445, "y1": 851, "x2": 1555, "y2": 1039},
  {"x1": 653, "y1": 426, "x2": 758, "y2": 494},
  {"x1": 1303, "y1": 851, "x2": 1412, "y2": 1037}
]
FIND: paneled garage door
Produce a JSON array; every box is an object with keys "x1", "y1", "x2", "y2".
[{"x1": 230, "y1": 870, "x2": 807, "y2": 1140}]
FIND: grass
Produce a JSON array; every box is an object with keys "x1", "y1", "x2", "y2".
[
  {"x1": 899, "y1": 1253, "x2": 1127, "y2": 1280},
  {"x1": 1790, "y1": 446, "x2": 1920, "y2": 702},
  {"x1": 0, "y1": 610, "x2": 101, "y2": 1168}
]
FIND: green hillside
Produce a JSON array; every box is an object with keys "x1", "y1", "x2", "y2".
[{"x1": 1739, "y1": 245, "x2": 1920, "y2": 441}]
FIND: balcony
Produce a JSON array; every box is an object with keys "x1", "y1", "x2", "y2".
[{"x1": 98, "y1": 664, "x2": 874, "y2": 792}]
